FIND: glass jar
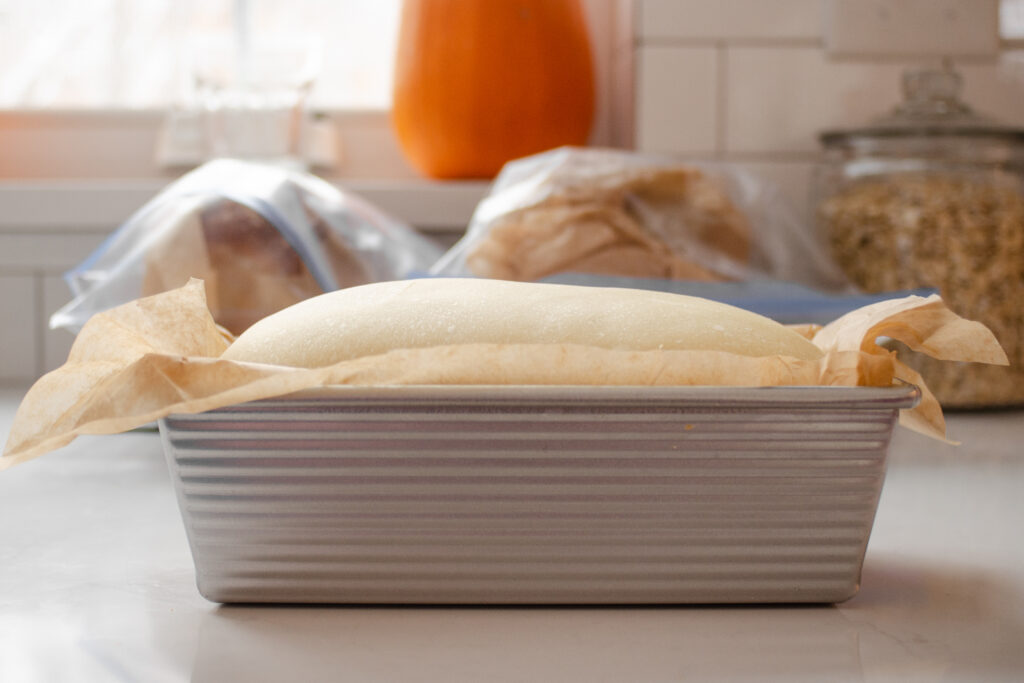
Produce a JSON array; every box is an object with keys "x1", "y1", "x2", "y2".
[{"x1": 814, "y1": 63, "x2": 1024, "y2": 408}]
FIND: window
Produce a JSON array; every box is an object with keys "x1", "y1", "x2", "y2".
[
  {"x1": 0, "y1": 0, "x2": 400, "y2": 110},
  {"x1": 0, "y1": 0, "x2": 416, "y2": 177},
  {"x1": 0, "y1": 0, "x2": 620, "y2": 179}
]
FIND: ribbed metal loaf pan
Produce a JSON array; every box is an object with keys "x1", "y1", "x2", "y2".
[{"x1": 158, "y1": 384, "x2": 919, "y2": 604}]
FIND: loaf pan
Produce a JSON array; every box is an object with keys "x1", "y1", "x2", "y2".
[{"x1": 158, "y1": 384, "x2": 919, "y2": 604}]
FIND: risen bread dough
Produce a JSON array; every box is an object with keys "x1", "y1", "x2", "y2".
[{"x1": 222, "y1": 279, "x2": 822, "y2": 369}]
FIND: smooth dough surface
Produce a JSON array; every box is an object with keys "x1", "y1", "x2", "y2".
[{"x1": 221, "y1": 278, "x2": 823, "y2": 368}]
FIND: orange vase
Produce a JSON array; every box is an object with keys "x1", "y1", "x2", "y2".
[{"x1": 391, "y1": 0, "x2": 596, "y2": 179}]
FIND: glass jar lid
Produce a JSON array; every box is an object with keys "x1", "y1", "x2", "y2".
[{"x1": 820, "y1": 61, "x2": 1024, "y2": 146}]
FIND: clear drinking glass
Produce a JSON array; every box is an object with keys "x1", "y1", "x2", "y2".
[{"x1": 190, "y1": 38, "x2": 320, "y2": 168}]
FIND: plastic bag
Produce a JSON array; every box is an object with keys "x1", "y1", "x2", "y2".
[
  {"x1": 431, "y1": 147, "x2": 847, "y2": 289},
  {"x1": 51, "y1": 159, "x2": 443, "y2": 335}
]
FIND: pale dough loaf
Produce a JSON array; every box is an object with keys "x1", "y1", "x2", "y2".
[{"x1": 221, "y1": 279, "x2": 822, "y2": 369}]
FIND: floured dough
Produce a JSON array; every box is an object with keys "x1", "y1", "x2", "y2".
[{"x1": 222, "y1": 278, "x2": 822, "y2": 368}]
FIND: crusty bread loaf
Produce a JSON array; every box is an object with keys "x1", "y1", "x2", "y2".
[{"x1": 221, "y1": 278, "x2": 822, "y2": 368}]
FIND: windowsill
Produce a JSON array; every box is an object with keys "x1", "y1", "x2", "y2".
[
  {"x1": 0, "y1": 178, "x2": 491, "y2": 234},
  {"x1": 0, "y1": 108, "x2": 440, "y2": 185}
]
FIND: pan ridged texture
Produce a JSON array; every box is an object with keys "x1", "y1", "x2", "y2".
[{"x1": 159, "y1": 385, "x2": 913, "y2": 604}]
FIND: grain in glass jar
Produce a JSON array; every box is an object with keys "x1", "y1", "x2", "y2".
[{"x1": 815, "y1": 64, "x2": 1024, "y2": 407}]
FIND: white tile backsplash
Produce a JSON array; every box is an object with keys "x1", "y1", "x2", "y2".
[
  {"x1": 638, "y1": 0, "x2": 822, "y2": 41},
  {"x1": 0, "y1": 275, "x2": 37, "y2": 382},
  {"x1": 960, "y1": 51, "x2": 1024, "y2": 127},
  {"x1": 824, "y1": 0, "x2": 999, "y2": 57},
  {"x1": 634, "y1": 1, "x2": 1024, "y2": 160},
  {"x1": 635, "y1": 46, "x2": 719, "y2": 153},
  {"x1": 724, "y1": 47, "x2": 905, "y2": 154}
]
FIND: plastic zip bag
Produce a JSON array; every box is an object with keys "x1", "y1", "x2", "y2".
[
  {"x1": 431, "y1": 147, "x2": 848, "y2": 290},
  {"x1": 51, "y1": 159, "x2": 442, "y2": 335}
]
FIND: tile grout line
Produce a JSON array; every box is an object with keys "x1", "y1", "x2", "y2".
[
  {"x1": 33, "y1": 270, "x2": 44, "y2": 380},
  {"x1": 641, "y1": 36, "x2": 822, "y2": 49},
  {"x1": 631, "y1": 0, "x2": 643, "y2": 151},
  {"x1": 716, "y1": 40, "x2": 728, "y2": 157}
]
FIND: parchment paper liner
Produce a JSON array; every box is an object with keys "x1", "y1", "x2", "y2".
[{"x1": 2, "y1": 279, "x2": 1007, "y2": 470}]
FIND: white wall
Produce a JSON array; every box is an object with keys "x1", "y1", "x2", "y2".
[{"x1": 631, "y1": 0, "x2": 1024, "y2": 223}]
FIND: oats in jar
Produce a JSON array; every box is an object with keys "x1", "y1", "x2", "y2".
[{"x1": 821, "y1": 173, "x2": 1024, "y2": 407}]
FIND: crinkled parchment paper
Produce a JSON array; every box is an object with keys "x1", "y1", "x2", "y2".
[{"x1": 1, "y1": 279, "x2": 1007, "y2": 470}]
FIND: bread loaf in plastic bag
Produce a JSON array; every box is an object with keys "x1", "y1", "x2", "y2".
[
  {"x1": 431, "y1": 147, "x2": 846, "y2": 289},
  {"x1": 51, "y1": 159, "x2": 442, "y2": 335}
]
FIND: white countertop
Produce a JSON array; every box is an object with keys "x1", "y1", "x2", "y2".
[{"x1": 1, "y1": 386, "x2": 1022, "y2": 682}]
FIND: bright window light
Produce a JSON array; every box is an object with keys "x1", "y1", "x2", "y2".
[
  {"x1": 1002, "y1": 0, "x2": 1024, "y2": 39},
  {"x1": 0, "y1": 0, "x2": 401, "y2": 109}
]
